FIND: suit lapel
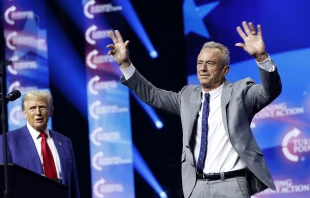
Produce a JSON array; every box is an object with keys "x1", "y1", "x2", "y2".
[
  {"x1": 19, "y1": 126, "x2": 43, "y2": 174},
  {"x1": 51, "y1": 130, "x2": 67, "y2": 184},
  {"x1": 221, "y1": 80, "x2": 233, "y2": 137},
  {"x1": 188, "y1": 87, "x2": 202, "y2": 142}
]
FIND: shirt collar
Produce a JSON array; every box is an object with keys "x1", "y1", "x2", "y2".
[
  {"x1": 202, "y1": 83, "x2": 224, "y2": 102},
  {"x1": 26, "y1": 122, "x2": 50, "y2": 139}
]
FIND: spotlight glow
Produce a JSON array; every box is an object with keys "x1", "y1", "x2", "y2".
[
  {"x1": 47, "y1": 7, "x2": 87, "y2": 117},
  {"x1": 160, "y1": 192, "x2": 168, "y2": 198},
  {"x1": 114, "y1": 0, "x2": 158, "y2": 59},
  {"x1": 155, "y1": 121, "x2": 163, "y2": 129},
  {"x1": 133, "y1": 145, "x2": 166, "y2": 197},
  {"x1": 131, "y1": 92, "x2": 164, "y2": 129},
  {"x1": 150, "y1": 51, "x2": 158, "y2": 58}
]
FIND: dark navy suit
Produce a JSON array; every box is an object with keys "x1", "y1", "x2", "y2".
[{"x1": 0, "y1": 126, "x2": 80, "y2": 198}]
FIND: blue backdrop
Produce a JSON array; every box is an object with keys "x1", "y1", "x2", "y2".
[
  {"x1": 83, "y1": 0, "x2": 134, "y2": 197},
  {"x1": 2, "y1": 0, "x2": 51, "y2": 130}
]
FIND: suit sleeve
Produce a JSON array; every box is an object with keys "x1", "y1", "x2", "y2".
[
  {"x1": 0, "y1": 135, "x2": 12, "y2": 163},
  {"x1": 69, "y1": 140, "x2": 80, "y2": 198},
  {"x1": 121, "y1": 69, "x2": 186, "y2": 115},
  {"x1": 244, "y1": 66, "x2": 282, "y2": 118}
]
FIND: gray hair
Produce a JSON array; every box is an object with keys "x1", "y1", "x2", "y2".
[
  {"x1": 201, "y1": 41, "x2": 230, "y2": 67},
  {"x1": 22, "y1": 90, "x2": 53, "y2": 110}
]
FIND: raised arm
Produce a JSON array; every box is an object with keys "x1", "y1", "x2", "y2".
[{"x1": 235, "y1": 22, "x2": 282, "y2": 116}]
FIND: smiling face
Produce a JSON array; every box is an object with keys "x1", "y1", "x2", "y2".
[
  {"x1": 196, "y1": 48, "x2": 230, "y2": 92},
  {"x1": 23, "y1": 96, "x2": 52, "y2": 131}
]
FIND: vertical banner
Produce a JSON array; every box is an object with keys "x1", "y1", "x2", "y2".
[
  {"x1": 83, "y1": 0, "x2": 135, "y2": 197},
  {"x1": 183, "y1": 0, "x2": 310, "y2": 197},
  {"x1": 2, "y1": 0, "x2": 51, "y2": 130}
]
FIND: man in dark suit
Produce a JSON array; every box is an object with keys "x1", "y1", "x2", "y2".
[
  {"x1": 107, "y1": 21, "x2": 282, "y2": 198},
  {"x1": 0, "y1": 90, "x2": 80, "y2": 198}
]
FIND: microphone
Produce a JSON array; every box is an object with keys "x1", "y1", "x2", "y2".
[
  {"x1": 0, "y1": 90, "x2": 21, "y2": 104},
  {"x1": 6, "y1": 90, "x2": 21, "y2": 102}
]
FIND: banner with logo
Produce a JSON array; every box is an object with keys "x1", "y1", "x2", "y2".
[
  {"x1": 83, "y1": 0, "x2": 135, "y2": 197},
  {"x1": 1, "y1": 0, "x2": 51, "y2": 130},
  {"x1": 183, "y1": 0, "x2": 310, "y2": 197}
]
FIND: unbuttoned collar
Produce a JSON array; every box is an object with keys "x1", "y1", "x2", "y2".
[{"x1": 201, "y1": 83, "x2": 223, "y2": 103}]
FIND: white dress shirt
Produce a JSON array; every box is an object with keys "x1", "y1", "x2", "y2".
[
  {"x1": 120, "y1": 55, "x2": 275, "y2": 173},
  {"x1": 27, "y1": 122, "x2": 62, "y2": 178},
  {"x1": 195, "y1": 84, "x2": 246, "y2": 173}
]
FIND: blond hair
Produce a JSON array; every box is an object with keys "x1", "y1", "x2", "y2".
[{"x1": 22, "y1": 90, "x2": 53, "y2": 110}]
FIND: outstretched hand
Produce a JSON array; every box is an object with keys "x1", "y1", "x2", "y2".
[
  {"x1": 235, "y1": 21, "x2": 267, "y2": 62},
  {"x1": 107, "y1": 30, "x2": 131, "y2": 69}
]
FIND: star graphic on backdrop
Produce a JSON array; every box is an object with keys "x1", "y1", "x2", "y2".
[
  {"x1": 183, "y1": 0, "x2": 220, "y2": 38},
  {"x1": 11, "y1": 16, "x2": 47, "y2": 59}
]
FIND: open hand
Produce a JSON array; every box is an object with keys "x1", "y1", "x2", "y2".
[
  {"x1": 107, "y1": 30, "x2": 131, "y2": 68},
  {"x1": 235, "y1": 21, "x2": 267, "y2": 62}
]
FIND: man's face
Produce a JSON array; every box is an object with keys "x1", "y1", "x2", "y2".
[
  {"x1": 23, "y1": 97, "x2": 52, "y2": 131},
  {"x1": 196, "y1": 48, "x2": 229, "y2": 91}
]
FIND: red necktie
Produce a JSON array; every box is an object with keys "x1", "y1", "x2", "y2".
[{"x1": 40, "y1": 132, "x2": 57, "y2": 179}]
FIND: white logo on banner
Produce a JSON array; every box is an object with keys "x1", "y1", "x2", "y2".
[
  {"x1": 4, "y1": 5, "x2": 16, "y2": 25},
  {"x1": 95, "y1": 80, "x2": 118, "y2": 90},
  {"x1": 8, "y1": 81, "x2": 21, "y2": 92},
  {"x1": 10, "y1": 105, "x2": 23, "y2": 125},
  {"x1": 85, "y1": 25, "x2": 97, "y2": 45},
  {"x1": 90, "y1": 127, "x2": 103, "y2": 146},
  {"x1": 92, "y1": 152, "x2": 104, "y2": 171},
  {"x1": 7, "y1": 55, "x2": 19, "y2": 75},
  {"x1": 8, "y1": 82, "x2": 38, "y2": 95},
  {"x1": 6, "y1": 31, "x2": 18, "y2": 50},
  {"x1": 254, "y1": 103, "x2": 304, "y2": 120},
  {"x1": 282, "y1": 128, "x2": 300, "y2": 162},
  {"x1": 84, "y1": 0, "x2": 96, "y2": 19},
  {"x1": 84, "y1": 0, "x2": 123, "y2": 19},
  {"x1": 281, "y1": 128, "x2": 310, "y2": 162},
  {"x1": 93, "y1": 178, "x2": 124, "y2": 198},
  {"x1": 88, "y1": 75, "x2": 118, "y2": 95},
  {"x1": 85, "y1": 25, "x2": 112, "y2": 45},
  {"x1": 259, "y1": 179, "x2": 310, "y2": 195},
  {"x1": 90, "y1": 127, "x2": 121, "y2": 146},
  {"x1": 7, "y1": 56, "x2": 37, "y2": 75},
  {"x1": 90, "y1": 101, "x2": 129, "y2": 119},
  {"x1": 86, "y1": 49, "x2": 115, "y2": 69},
  {"x1": 90, "y1": 100, "x2": 101, "y2": 119},
  {"x1": 6, "y1": 31, "x2": 44, "y2": 51},
  {"x1": 94, "y1": 178, "x2": 105, "y2": 198},
  {"x1": 86, "y1": 49, "x2": 98, "y2": 69},
  {"x1": 92, "y1": 151, "x2": 131, "y2": 171},
  {"x1": 4, "y1": 5, "x2": 34, "y2": 25},
  {"x1": 88, "y1": 75, "x2": 100, "y2": 95},
  {"x1": 251, "y1": 103, "x2": 305, "y2": 128}
]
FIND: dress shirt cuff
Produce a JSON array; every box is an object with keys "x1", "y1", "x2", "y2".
[
  {"x1": 120, "y1": 64, "x2": 136, "y2": 80},
  {"x1": 256, "y1": 54, "x2": 276, "y2": 72}
]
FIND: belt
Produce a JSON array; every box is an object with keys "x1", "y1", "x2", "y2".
[{"x1": 196, "y1": 169, "x2": 247, "y2": 181}]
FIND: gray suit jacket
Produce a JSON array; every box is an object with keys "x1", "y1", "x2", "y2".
[{"x1": 121, "y1": 66, "x2": 281, "y2": 197}]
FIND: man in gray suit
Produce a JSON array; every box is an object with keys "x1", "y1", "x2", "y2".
[{"x1": 107, "y1": 21, "x2": 281, "y2": 198}]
